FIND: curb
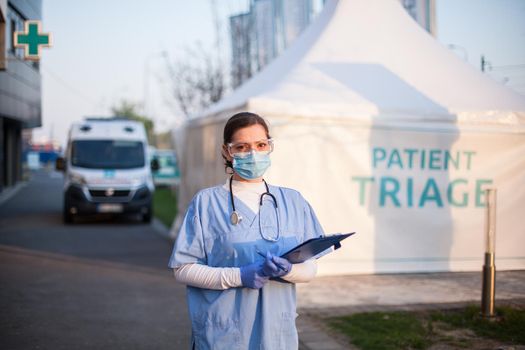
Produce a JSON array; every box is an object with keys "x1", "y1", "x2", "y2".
[
  {"x1": 298, "y1": 314, "x2": 351, "y2": 350},
  {"x1": 0, "y1": 182, "x2": 27, "y2": 207},
  {"x1": 151, "y1": 217, "x2": 175, "y2": 242}
]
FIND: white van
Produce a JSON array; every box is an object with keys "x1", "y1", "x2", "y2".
[{"x1": 56, "y1": 118, "x2": 158, "y2": 223}]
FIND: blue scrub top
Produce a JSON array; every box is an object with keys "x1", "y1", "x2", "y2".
[{"x1": 169, "y1": 184, "x2": 324, "y2": 350}]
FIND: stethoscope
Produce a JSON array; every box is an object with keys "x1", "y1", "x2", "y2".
[{"x1": 229, "y1": 175, "x2": 281, "y2": 242}]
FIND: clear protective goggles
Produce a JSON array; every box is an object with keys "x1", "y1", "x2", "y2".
[{"x1": 227, "y1": 138, "x2": 274, "y2": 158}]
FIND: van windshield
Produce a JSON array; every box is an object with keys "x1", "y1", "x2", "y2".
[{"x1": 71, "y1": 140, "x2": 145, "y2": 169}]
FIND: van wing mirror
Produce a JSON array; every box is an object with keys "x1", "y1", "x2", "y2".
[
  {"x1": 56, "y1": 157, "x2": 66, "y2": 171},
  {"x1": 151, "y1": 158, "x2": 160, "y2": 172}
]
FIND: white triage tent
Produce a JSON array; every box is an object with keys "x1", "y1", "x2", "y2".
[{"x1": 171, "y1": 0, "x2": 525, "y2": 275}]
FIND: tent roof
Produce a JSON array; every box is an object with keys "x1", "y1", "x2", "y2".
[{"x1": 201, "y1": 0, "x2": 525, "y2": 128}]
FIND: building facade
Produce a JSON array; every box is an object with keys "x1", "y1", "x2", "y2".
[
  {"x1": 230, "y1": 12, "x2": 254, "y2": 89},
  {"x1": 400, "y1": 0, "x2": 436, "y2": 36},
  {"x1": 0, "y1": 0, "x2": 42, "y2": 192},
  {"x1": 230, "y1": 0, "x2": 436, "y2": 88},
  {"x1": 230, "y1": 0, "x2": 320, "y2": 88}
]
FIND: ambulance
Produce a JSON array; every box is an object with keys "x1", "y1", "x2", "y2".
[{"x1": 56, "y1": 118, "x2": 158, "y2": 223}]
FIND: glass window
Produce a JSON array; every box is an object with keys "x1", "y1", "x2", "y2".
[
  {"x1": 7, "y1": 5, "x2": 28, "y2": 60},
  {"x1": 8, "y1": 18, "x2": 15, "y2": 54},
  {"x1": 71, "y1": 140, "x2": 146, "y2": 169}
]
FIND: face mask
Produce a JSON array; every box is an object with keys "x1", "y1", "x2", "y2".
[{"x1": 232, "y1": 151, "x2": 271, "y2": 180}]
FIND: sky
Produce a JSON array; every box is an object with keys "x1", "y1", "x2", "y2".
[{"x1": 34, "y1": 0, "x2": 525, "y2": 146}]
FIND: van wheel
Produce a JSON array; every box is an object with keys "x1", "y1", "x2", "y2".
[
  {"x1": 142, "y1": 205, "x2": 152, "y2": 223},
  {"x1": 142, "y1": 213, "x2": 152, "y2": 223},
  {"x1": 63, "y1": 207, "x2": 73, "y2": 224},
  {"x1": 63, "y1": 199, "x2": 74, "y2": 224}
]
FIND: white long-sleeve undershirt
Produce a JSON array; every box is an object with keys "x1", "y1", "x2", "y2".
[{"x1": 173, "y1": 259, "x2": 318, "y2": 290}]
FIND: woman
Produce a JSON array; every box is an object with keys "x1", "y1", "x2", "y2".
[{"x1": 169, "y1": 112, "x2": 324, "y2": 350}]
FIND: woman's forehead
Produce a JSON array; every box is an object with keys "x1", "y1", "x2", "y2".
[{"x1": 231, "y1": 124, "x2": 267, "y2": 142}]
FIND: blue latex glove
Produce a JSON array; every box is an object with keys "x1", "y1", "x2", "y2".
[
  {"x1": 240, "y1": 262, "x2": 269, "y2": 289},
  {"x1": 261, "y1": 252, "x2": 292, "y2": 278}
]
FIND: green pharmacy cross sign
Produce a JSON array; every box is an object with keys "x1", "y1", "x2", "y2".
[{"x1": 14, "y1": 20, "x2": 52, "y2": 61}]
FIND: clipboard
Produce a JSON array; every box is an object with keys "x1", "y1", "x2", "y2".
[{"x1": 281, "y1": 232, "x2": 355, "y2": 264}]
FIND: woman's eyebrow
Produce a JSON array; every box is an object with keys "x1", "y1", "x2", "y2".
[{"x1": 231, "y1": 138, "x2": 268, "y2": 143}]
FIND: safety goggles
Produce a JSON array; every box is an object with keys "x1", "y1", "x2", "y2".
[{"x1": 227, "y1": 138, "x2": 274, "y2": 158}]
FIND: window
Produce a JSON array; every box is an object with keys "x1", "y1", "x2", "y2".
[
  {"x1": 7, "y1": 6, "x2": 26, "y2": 59},
  {"x1": 9, "y1": 18, "x2": 15, "y2": 54},
  {"x1": 71, "y1": 140, "x2": 146, "y2": 169},
  {"x1": 6, "y1": 5, "x2": 41, "y2": 69}
]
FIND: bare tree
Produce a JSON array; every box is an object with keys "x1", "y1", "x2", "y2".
[
  {"x1": 163, "y1": 45, "x2": 225, "y2": 118},
  {"x1": 162, "y1": 0, "x2": 228, "y2": 119}
]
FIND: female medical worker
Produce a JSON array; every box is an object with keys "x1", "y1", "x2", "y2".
[{"x1": 169, "y1": 112, "x2": 324, "y2": 350}]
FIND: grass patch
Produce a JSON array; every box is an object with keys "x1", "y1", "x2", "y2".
[
  {"x1": 327, "y1": 305, "x2": 525, "y2": 350},
  {"x1": 431, "y1": 305, "x2": 525, "y2": 344},
  {"x1": 153, "y1": 187, "x2": 177, "y2": 228},
  {"x1": 328, "y1": 311, "x2": 431, "y2": 350}
]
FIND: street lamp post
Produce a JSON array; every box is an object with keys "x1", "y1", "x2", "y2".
[
  {"x1": 481, "y1": 55, "x2": 493, "y2": 73},
  {"x1": 481, "y1": 188, "x2": 497, "y2": 319}
]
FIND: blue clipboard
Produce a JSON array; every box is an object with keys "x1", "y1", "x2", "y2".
[{"x1": 281, "y1": 232, "x2": 355, "y2": 264}]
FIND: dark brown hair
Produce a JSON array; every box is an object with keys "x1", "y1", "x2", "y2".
[{"x1": 222, "y1": 112, "x2": 271, "y2": 170}]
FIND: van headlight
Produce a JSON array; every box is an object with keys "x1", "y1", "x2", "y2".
[
  {"x1": 69, "y1": 173, "x2": 87, "y2": 186},
  {"x1": 131, "y1": 175, "x2": 148, "y2": 186}
]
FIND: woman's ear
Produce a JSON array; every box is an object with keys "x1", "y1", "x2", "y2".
[{"x1": 221, "y1": 145, "x2": 232, "y2": 162}]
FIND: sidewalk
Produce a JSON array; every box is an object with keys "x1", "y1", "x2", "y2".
[
  {"x1": 152, "y1": 220, "x2": 525, "y2": 350},
  {"x1": 296, "y1": 270, "x2": 525, "y2": 350}
]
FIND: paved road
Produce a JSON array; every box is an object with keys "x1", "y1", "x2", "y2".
[{"x1": 0, "y1": 170, "x2": 190, "y2": 350}]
